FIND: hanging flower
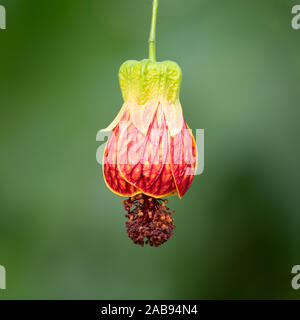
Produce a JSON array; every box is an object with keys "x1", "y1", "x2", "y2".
[{"x1": 101, "y1": 0, "x2": 198, "y2": 246}]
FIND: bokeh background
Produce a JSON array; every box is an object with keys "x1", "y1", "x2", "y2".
[{"x1": 1, "y1": 0, "x2": 300, "y2": 299}]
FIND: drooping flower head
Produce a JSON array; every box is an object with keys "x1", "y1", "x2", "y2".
[{"x1": 101, "y1": 0, "x2": 198, "y2": 246}]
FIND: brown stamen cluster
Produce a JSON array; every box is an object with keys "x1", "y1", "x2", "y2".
[{"x1": 122, "y1": 194, "x2": 175, "y2": 247}]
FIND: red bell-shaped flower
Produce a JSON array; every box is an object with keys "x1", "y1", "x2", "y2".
[{"x1": 102, "y1": 60, "x2": 197, "y2": 199}]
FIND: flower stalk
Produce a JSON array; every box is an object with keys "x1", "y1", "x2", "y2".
[{"x1": 148, "y1": 0, "x2": 159, "y2": 61}]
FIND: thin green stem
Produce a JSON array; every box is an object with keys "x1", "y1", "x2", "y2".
[{"x1": 148, "y1": 0, "x2": 159, "y2": 61}]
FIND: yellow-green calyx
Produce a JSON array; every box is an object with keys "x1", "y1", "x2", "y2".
[{"x1": 119, "y1": 59, "x2": 182, "y2": 105}]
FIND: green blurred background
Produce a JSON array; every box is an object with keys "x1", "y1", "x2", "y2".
[{"x1": 1, "y1": 0, "x2": 300, "y2": 299}]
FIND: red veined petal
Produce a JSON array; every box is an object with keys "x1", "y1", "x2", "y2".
[
  {"x1": 162, "y1": 100, "x2": 184, "y2": 137},
  {"x1": 130, "y1": 100, "x2": 159, "y2": 135},
  {"x1": 117, "y1": 103, "x2": 177, "y2": 197},
  {"x1": 170, "y1": 121, "x2": 197, "y2": 198},
  {"x1": 103, "y1": 121, "x2": 139, "y2": 197}
]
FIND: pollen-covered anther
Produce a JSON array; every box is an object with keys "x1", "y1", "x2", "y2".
[{"x1": 122, "y1": 194, "x2": 176, "y2": 247}]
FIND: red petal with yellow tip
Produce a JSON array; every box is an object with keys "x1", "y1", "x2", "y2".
[
  {"x1": 103, "y1": 123, "x2": 139, "y2": 197},
  {"x1": 170, "y1": 121, "x2": 197, "y2": 198},
  {"x1": 117, "y1": 103, "x2": 177, "y2": 197}
]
